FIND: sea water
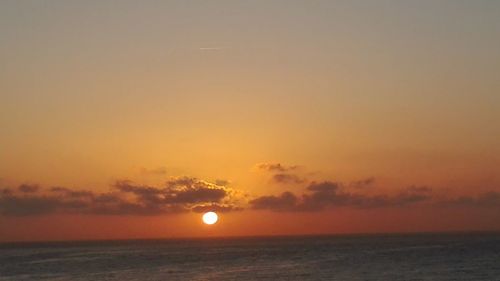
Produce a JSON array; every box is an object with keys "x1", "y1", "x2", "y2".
[{"x1": 1, "y1": 233, "x2": 499, "y2": 280}]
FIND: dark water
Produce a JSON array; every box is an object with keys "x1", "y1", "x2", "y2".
[{"x1": 1, "y1": 233, "x2": 499, "y2": 280}]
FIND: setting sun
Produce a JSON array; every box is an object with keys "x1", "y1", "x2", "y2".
[
  {"x1": 202, "y1": 212, "x2": 218, "y2": 225},
  {"x1": 1, "y1": 1, "x2": 500, "y2": 280}
]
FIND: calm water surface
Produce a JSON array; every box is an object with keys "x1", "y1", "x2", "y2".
[{"x1": 1, "y1": 233, "x2": 499, "y2": 280}]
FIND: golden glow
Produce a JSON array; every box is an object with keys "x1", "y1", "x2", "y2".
[
  {"x1": 202, "y1": 212, "x2": 218, "y2": 225},
  {"x1": 1, "y1": 1, "x2": 499, "y2": 242}
]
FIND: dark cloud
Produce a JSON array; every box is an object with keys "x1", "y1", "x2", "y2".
[
  {"x1": 114, "y1": 180, "x2": 165, "y2": 205},
  {"x1": 111, "y1": 177, "x2": 230, "y2": 206},
  {"x1": 350, "y1": 177, "x2": 375, "y2": 188},
  {"x1": 349, "y1": 186, "x2": 432, "y2": 209},
  {"x1": 438, "y1": 191, "x2": 500, "y2": 208},
  {"x1": 474, "y1": 191, "x2": 500, "y2": 207},
  {"x1": 255, "y1": 163, "x2": 299, "y2": 172},
  {"x1": 163, "y1": 177, "x2": 228, "y2": 204},
  {"x1": 0, "y1": 195, "x2": 60, "y2": 216},
  {"x1": 256, "y1": 162, "x2": 306, "y2": 185},
  {"x1": 2, "y1": 178, "x2": 499, "y2": 217},
  {"x1": 0, "y1": 179, "x2": 243, "y2": 217},
  {"x1": 250, "y1": 181, "x2": 433, "y2": 212},
  {"x1": 1, "y1": 188, "x2": 13, "y2": 196},
  {"x1": 191, "y1": 203, "x2": 243, "y2": 213},
  {"x1": 272, "y1": 173, "x2": 305, "y2": 184},
  {"x1": 18, "y1": 184, "x2": 40, "y2": 193},
  {"x1": 50, "y1": 186, "x2": 94, "y2": 198},
  {"x1": 249, "y1": 191, "x2": 298, "y2": 211}
]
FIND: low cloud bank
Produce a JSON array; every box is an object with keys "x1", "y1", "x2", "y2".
[
  {"x1": 250, "y1": 182, "x2": 433, "y2": 211},
  {"x1": 1, "y1": 176, "x2": 499, "y2": 217},
  {"x1": 0, "y1": 178, "x2": 242, "y2": 216}
]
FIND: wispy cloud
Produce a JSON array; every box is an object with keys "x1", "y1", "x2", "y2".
[
  {"x1": 255, "y1": 163, "x2": 299, "y2": 172},
  {"x1": 349, "y1": 177, "x2": 376, "y2": 189},
  {"x1": 255, "y1": 162, "x2": 306, "y2": 184},
  {"x1": 272, "y1": 173, "x2": 306, "y2": 184}
]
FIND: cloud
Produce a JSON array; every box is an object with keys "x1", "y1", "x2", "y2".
[
  {"x1": 272, "y1": 173, "x2": 305, "y2": 184},
  {"x1": 191, "y1": 203, "x2": 243, "y2": 213},
  {"x1": 163, "y1": 177, "x2": 228, "y2": 204},
  {"x1": 249, "y1": 181, "x2": 433, "y2": 212},
  {"x1": 437, "y1": 191, "x2": 500, "y2": 208},
  {"x1": 0, "y1": 195, "x2": 61, "y2": 216},
  {"x1": 349, "y1": 177, "x2": 375, "y2": 188},
  {"x1": 1, "y1": 188, "x2": 12, "y2": 196},
  {"x1": 255, "y1": 162, "x2": 306, "y2": 185},
  {"x1": 0, "y1": 178, "x2": 244, "y2": 217},
  {"x1": 249, "y1": 191, "x2": 298, "y2": 211},
  {"x1": 18, "y1": 184, "x2": 40, "y2": 193},
  {"x1": 255, "y1": 163, "x2": 299, "y2": 172},
  {"x1": 50, "y1": 187, "x2": 94, "y2": 198},
  {"x1": 113, "y1": 180, "x2": 165, "y2": 205},
  {"x1": 2, "y1": 176, "x2": 499, "y2": 217}
]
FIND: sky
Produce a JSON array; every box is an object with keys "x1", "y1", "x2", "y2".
[{"x1": 1, "y1": 0, "x2": 500, "y2": 242}]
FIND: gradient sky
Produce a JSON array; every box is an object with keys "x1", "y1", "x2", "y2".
[{"x1": 1, "y1": 0, "x2": 500, "y2": 242}]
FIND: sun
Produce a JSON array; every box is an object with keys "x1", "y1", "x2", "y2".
[{"x1": 202, "y1": 211, "x2": 218, "y2": 225}]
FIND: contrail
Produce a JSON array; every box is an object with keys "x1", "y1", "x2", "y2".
[{"x1": 198, "y1": 47, "x2": 225, "y2": 51}]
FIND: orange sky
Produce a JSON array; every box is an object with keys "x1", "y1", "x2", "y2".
[{"x1": 1, "y1": 0, "x2": 499, "y2": 242}]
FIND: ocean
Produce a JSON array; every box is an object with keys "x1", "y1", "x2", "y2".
[{"x1": 1, "y1": 233, "x2": 499, "y2": 280}]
